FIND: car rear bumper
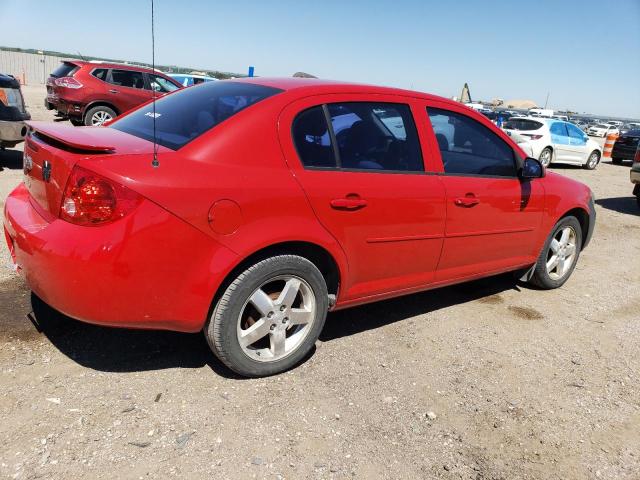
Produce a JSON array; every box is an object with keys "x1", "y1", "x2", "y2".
[
  {"x1": 612, "y1": 143, "x2": 639, "y2": 159},
  {"x1": 3, "y1": 183, "x2": 236, "y2": 333},
  {"x1": 0, "y1": 120, "x2": 28, "y2": 143}
]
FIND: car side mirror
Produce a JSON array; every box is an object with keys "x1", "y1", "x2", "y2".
[{"x1": 520, "y1": 157, "x2": 545, "y2": 179}]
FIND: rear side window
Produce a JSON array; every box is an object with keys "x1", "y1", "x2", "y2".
[
  {"x1": 111, "y1": 82, "x2": 282, "y2": 150},
  {"x1": 503, "y1": 119, "x2": 543, "y2": 131},
  {"x1": 329, "y1": 103, "x2": 423, "y2": 172},
  {"x1": 550, "y1": 122, "x2": 569, "y2": 137},
  {"x1": 148, "y1": 74, "x2": 180, "y2": 93},
  {"x1": 427, "y1": 107, "x2": 516, "y2": 177},
  {"x1": 293, "y1": 102, "x2": 423, "y2": 173},
  {"x1": 91, "y1": 68, "x2": 108, "y2": 81},
  {"x1": 50, "y1": 62, "x2": 79, "y2": 78},
  {"x1": 110, "y1": 69, "x2": 145, "y2": 89},
  {"x1": 292, "y1": 106, "x2": 336, "y2": 168}
]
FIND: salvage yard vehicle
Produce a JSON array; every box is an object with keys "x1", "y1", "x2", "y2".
[
  {"x1": 587, "y1": 123, "x2": 619, "y2": 137},
  {"x1": 168, "y1": 73, "x2": 217, "y2": 87},
  {"x1": 0, "y1": 73, "x2": 30, "y2": 149},
  {"x1": 631, "y1": 145, "x2": 640, "y2": 207},
  {"x1": 4, "y1": 79, "x2": 596, "y2": 377},
  {"x1": 612, "y1": 129, "x2": 640, "y2": 164},
  {"x1": 502, "y1": 117, "x2": 602, "y2": 169},
  {"x1": 45, "y1": 60, "x2": 182, "y2": 126}
]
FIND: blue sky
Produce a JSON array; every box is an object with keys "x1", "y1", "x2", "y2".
[{"x1": 1, "y1": 0, "x2": 639, "y2": 117}]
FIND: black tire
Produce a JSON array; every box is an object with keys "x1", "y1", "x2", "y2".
[
  {"x1": 69, "y1": 118, "x2": 84, "y2": 127},
  {"x1": 538, "y1": 147, "x2": 552, "y2": 167},
  {"x1": 611, "y1": 157, "x2": 623, "y2": 165},
  {"x1": 84, "y1": 105, "x2": 117, "y2": 126},
  {"x1": 583, "y1": 150, "x2": 600, "y2": 170},
  {"x1": 636, "y1": 195, "x2": 640, "y2": 209},
  {"x1": 529, "y1": 216, "x2": 582, "y2": 290},
  {"x1": 205, "y1": 255, "x2": 329, "y2": 377}
]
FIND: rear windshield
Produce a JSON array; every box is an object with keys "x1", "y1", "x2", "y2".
[
  {"x1": 503, "y1": 119, "x2": 543, "y2": 131},
  {"x1": 110, "y1": 82, "x2": 282, "y2": 150},
  {"x1": 51, "y1": 62, "x2": 79, "y2": 78}
]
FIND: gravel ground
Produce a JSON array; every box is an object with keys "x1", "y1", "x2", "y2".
[{"x1": 1, "y1": 86, "x2": 638, "y2": 480}]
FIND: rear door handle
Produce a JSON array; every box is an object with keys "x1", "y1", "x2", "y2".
[
  {"x1": 330, "y1": 197, "x2": 368, "y2": 210},
  {"x1": 454, "y1": 195, "x2": 480, "y2": 207}
]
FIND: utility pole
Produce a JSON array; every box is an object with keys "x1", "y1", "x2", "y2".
[{"x1": 544, "y1": 91, "x2": 550, "y2": 109}]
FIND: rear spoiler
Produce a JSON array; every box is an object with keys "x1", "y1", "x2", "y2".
[{"x1": 26, "y1": 121, "x2": 116, "y2": 153}]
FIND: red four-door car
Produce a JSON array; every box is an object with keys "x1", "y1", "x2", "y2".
[
  {"x1": 45, "y1": 60, "x2": 182, "y2": 126},
  {"x1": 4, "y1": 78, "x2": 595, "y2": 377}
]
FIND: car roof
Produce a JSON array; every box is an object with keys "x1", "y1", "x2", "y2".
[
  {"x1": 66, "y1": 60, "x2": 163, "y2": 74},
  {"x1": 236, "y1": 77, "x2": 452, "y2": 103}
]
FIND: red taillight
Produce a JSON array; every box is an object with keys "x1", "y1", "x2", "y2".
[
  {"x1": 634, "y1": 147, "x2": 640, "y2": 164},
  {"x1": 522, "y1": 134, "x2": 543, "y2": 140},
  {"x1": 54, "y1": 76, "x2": 83, "y2": 89},
  {"x1": 60, "y1": 166, "x2": 142, "y2": 226}
]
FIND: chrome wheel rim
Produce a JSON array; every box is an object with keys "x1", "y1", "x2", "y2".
[
  {"x1": 237, "y1": 275, "x2": 316, "y2": 362},
  {"x1": 539, "y1": 149, "x2": 551, "y2": 167},
  {"x1": 91, "y1": 111, "x2": 112, "y2": 126},
  {"x1": 546, "y1": 226, "x2": 577, "y2": 281},
  {"x1": 587, "y1": 152, "x2": 598, "y2": 168}
]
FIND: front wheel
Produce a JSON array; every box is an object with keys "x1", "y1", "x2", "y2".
[
  {"x1": 584, "y1": 150, "x2": 600, "y2": 170},
  {"x1": 539, "y1": 147, "x2": 552, "y2": 167},
  {"x1": 528, "y1": 216, "x2": 582, "y2": 289},
  {"x1": 205, "y1": 255, "x2": 329, "y2": 377}
]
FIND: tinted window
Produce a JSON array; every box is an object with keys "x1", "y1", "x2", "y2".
[
  {"x1": 110, "y1": 69, "x2": 145, "y2": 89},
  {"x1": 427, "y1": 107, "x2": 516, "y2": 177},
  {"x1": 148, "y1": 74, "x2": 180, "y2": 93},
  {"x1": 91, "y1": 68, "x2": 108, "y2": 81},
  {"x1": 550, "y1": 122, "x2": 569, "y2": 137},
  {"x1": 50, "y1": 62, "x2": 78, "y2": 78},
  {"x1": 328, "y1": 102, "x2": 423, "y2": 172},
  {"x1": 503, "y1": 119, "x2": 543, "y2": 131},
  {"x1": 111, "y1": 82, "x2": 281, "y2": 150},
  {"x1": 292, "y1": 106, "x2": 336, "y2": 168},
  {"x1": 566, "y1": 123, "x2": 585, "y2": 139}
]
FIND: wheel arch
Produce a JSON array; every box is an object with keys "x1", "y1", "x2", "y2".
[
  {"x1": 206, "y1": 240, "x2": 343, "y2": 325},
  {"x1": 82, "y1": 101, "x2": 120, "y2": 118},
  {"x1": 560, "y1": 207, "x2": 591, "y2": 248}
]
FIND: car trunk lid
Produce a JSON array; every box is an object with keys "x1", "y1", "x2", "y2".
[{"x1": 23, "y1": 121, "x2": 156, "y2": 218}]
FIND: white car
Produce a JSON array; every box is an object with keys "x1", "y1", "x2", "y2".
[
  {"x1": 587, "y1": 123, "x2": 619, "y2": 137},
  {"x1": 605, "y1": 120, "x2": 623, "y2": 127},
  {"x1": 503, "y1": 117, "x2": 602, "y2": 169}
]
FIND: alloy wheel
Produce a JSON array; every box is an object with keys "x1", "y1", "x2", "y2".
[
  {"x1": 545, "y1": 226, "x2": 577, "y2": 281},
  {"x1": 539, "y1": 149, "x2": 552, "y2": 167},
  {"x1": 236, "y1": 275, "x2": 317, "y2": 362},
  {"x1": 587, "y1": 152, "x2": 599, "y2": 169},
  {"x1": 91, "y1": 111, "x2": 113, "y2": 126}
]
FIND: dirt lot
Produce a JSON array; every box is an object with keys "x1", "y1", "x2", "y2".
[{"x1": 1, "y1": 85, "x2": 638, "y2": 480}]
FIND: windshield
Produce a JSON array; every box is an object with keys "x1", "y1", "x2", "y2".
[{"x1": 110, "y1": 81, "x2": 282, "y2": 150}]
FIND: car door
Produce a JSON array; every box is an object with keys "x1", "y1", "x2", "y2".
[
  {"x1": 566, "y1": 122, "x2": 590, "y2": 163},
  {"x1": 423, "y1": 102, "x2": 545, "y2": 281},
  {"x1": 107, "y1": 69, "x2": 151, "y2": 113},
  {"x1": 279, "y1": 95, "x2": 446, "y2": 301},
  {"x1": 549, "y1": 121, "x2": 572, "y2": 161}
]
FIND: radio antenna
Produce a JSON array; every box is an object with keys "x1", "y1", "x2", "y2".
[{"x1": 151, "y1": 0, "x2": 159, "y2": 168}]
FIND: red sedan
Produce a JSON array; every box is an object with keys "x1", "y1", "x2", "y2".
[{"x1": 3, "y1": 79, "x2": 595, "y2": 377}]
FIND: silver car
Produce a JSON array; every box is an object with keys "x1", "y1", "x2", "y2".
[{"x1": 0, "y1": 73, "x2": 30, "y2": 149}]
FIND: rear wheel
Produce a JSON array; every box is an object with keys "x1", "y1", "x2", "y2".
[
  {"x1": 539, "y1": 147, "x2": 552, "y2": 167},
  {"x1": 529, "y1": 216, "x2": 582, "y2": 289},
  {"x1": 205, "y1": 255, "x2": 328, "y2": 377},
  {"x1": 584, "y1": 150, "x2": 600, "y2": 170},
  {"x1": 84, "y1": 105, "x2": 116, "y2": 126},
  {"x1": 611, "y1": 157, "x2": 623, "y2": 165}
]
